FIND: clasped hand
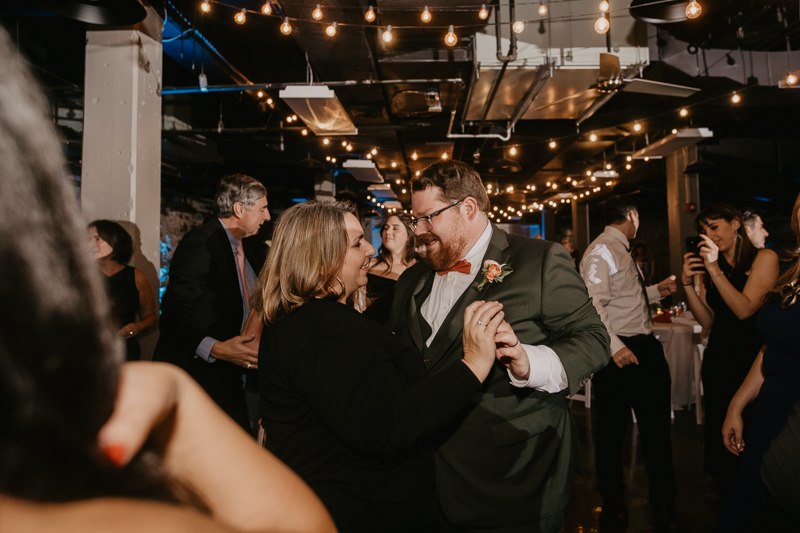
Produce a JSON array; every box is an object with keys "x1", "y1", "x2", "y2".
[
  {"x1": 210, "y1": 334, "x2": 259, "y2": 369},
  {"x1": 462, "y1": 301, "x2": 529, "y2": 382}
]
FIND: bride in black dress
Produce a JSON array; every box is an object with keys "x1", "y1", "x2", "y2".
[
  {"x1": 363, "y1": 213, "x2": 418, "y2": 322},
  {"x1": 88, "y1": 220, "x2": 157, "y2": 360}
]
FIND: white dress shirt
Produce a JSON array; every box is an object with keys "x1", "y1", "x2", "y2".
[
  {"x1": 421, "y1": 221, "x2": 567, "y2": 393},
  {"x1": 579, "y1": 226, "x2": 665, "y2": 355}
]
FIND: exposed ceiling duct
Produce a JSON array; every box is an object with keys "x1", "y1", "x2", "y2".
[
  {"x1": 279, "y1": 85, "x2": 358, "y2": 136},
  {"x1": 344, "y1": 159, "x2": 383, "y2": 183}
]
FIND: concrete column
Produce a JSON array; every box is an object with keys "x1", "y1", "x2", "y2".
[
  {"x1": 666, "y1": 145, "x2": 700, "y2": 301},
  {"x1": 572, "y1": 201, "x2": 590, "y2": 253},
  {"x1": 81, "y1": 6, "x2": 163, "y2": 359}
]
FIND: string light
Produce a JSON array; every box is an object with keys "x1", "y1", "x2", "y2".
[
  {"x1": 371, "y1": 147, "x2": 377, "y2": 155},
  {"x1": 644, "y1": 156, "x2": 650, "y2": 161},
  {"x1": 326, "y1": 22, "x2": 337, "y2": 37},
  {"x1": 323, "y1": 138, "x2": 329, "y2": 145},
  {"x1": 266, "y1": 98, "x2": 273, "y2": 105},
  {"x1": 366, "y1": 153, "x2": 372, "y2": 159},
  {"x1": 326, "y1": 156, "x2": 331, "y2": 161},
  {"x1": 606, "y1": 163, "x2": 612, "y2": 169},
  {"x1": 391, "y1": 161, "x2": 397, "y2": 168},
  {"x1": 280, "y1": 17, "x2": 292, "y2": 35},
  {"x1": 200, "y1": 1, "x2": 211, "y2": 13},
  {"x1": 411, "y1": 151, "x2": 418, "y2": 160},
  {"x1": 599, "y1": 0, "x2": 609, "y2": 12},
  {"x1": 292, "y1": 115, "x2": 297, "y2": 121},
  {"x1": 415, "y1": 171, "x2": 420, "y2": 176},
  {"x1": 257, "y1": 90, "x2": 264, "y2": 98},
  {"x1": 586, "y1": 171, "x2": 592, "y2": 176},
  {"x1": 312, "y1": 4, "x2": 323, "y2": 20},
  {"x1": 342, "y1": 141, "x2": 347, "y2": 146},
  {"x1": 538, "y1": 3, "x2": 547, "y2": 15},
  {"x1": 787, "y1": 73, "x2": 798, "y2": 85},
  {"x1": 479, "y1": 4, "x2": 489, "y2": 19},
  {"x1": 331, "y1": 157, "x2": 337, "y2": 163},
  {"x1": 731, "y1": 91, "x2": 741, "y2": 104},
  {"x1": 594, "y1": 15, "x2": 609, "y2": 34},
  {"x1": 261, "y1": 2, "x2": 271, "y2": 15},
  {"x1": 552, "y1": 183, "x2": 558, "y2": 189},
  {"x1": 679, "y1": 107, "x2": 688, "y2": 117},
  {"x1": 421, "y1": 6, "x2": 432, "y2": 22},
  {"x1": 287, "y1": 116, "x2": 294, "y2": 123},
  {"x1": 589, "y1": 132, "x2": 597, "y2": 142},
  {"x1": 549, "y1": 140, "x2": 557, "y2": 149},
  {"x1": 633, "y1": 122, "x2": 642, "y2": 132},
  {"x1": 365, "y1": 6, "x2": 376, "y2": 22},
  {"x1": 506, "y1": 186, "x2": 514, "y2": 192},
  {"x1": 626, "y1": 155, "x2": 632, "y2": 161},
  {"x1": 301, "y1": 128, "x2": 308, "y2": 136},
  {"x1": 685, "y1": 1, "x2": 702, "y2": 19},
  {"x1": 444, "y1": 25, "x2": 457, "y2": 47},
  {"x1": 672, "y1": 128, "x2": 678, "y2": 134},
  {"x1": 234, "y1": 8, "x2": 246, "y2": 24},
  {"x1": 512, "y1": 20, "x2": 525, "y2": 33},
  {"x1": 382, "y1": 25, "x2": 393, "y2": 43},
  {"x1": 509, "y1": 146, "x2": 518, "y2": 156},
  {"x1": 441, "y1": 151, "x2": 448, "y2": 160}
]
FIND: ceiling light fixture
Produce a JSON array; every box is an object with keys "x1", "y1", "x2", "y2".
[
  {"x1": 280, "y1": 17, "x2": 292, "y2": 35},
  {"x1": 679, "y1": 107, "x2": 688, "y2": 117},
  {"x1": 509, "y1": 146, "x2": 518, "y2": 156},
  {"x1": 441, "y1": 152, "x2": 448, "y2": 160},
  {"x1": 371, "y1": 147, "x2": 377, "y2": 155},
  {"x1": 323, "y1": 138, "x2": 329, "y2": 145},
  {"x1": 200, "y1": 1, "x2": 211, "y2": 13},
  {"x1": 599, "y1": 0, "x2": 609, "y2": 12},
  {"x1": 261, "y1": 2, "x2": 271, "y2": 15},
  {"x1": 365, "y1": 6, "x2": 375, "y2": 22},
  {"x1": 312, "y1": 4, "x2": 322, "y2": 20},
  {"x1": 633, "y1": 122, "x2": 642, "y2": 132},
  {"x1": 411, "y1": 151, "x2": 418, "y2": 160},
  {"x1": 589, "y1": 132, "x2": 597, "y2": 142},
  {"x1": 512, "y1": 20, "x2": 525, "y2": 33},
  {"x1": 538, "y1": 3, "x2": 547, "y2": 15},
  {"x1": 549, "y1": 140, "x2": 556, "y2": 149},
  {"x1": 234, "y1": 8, "x2": 246, "y2": 24},
  {"x1": 479, "y1": 4, "x2": 489, "y2": 19},
  {"x1": 444, "y1": 25, "x2": 457, "y2": 46},
  {"x1": 685, "y1": 1, "x2": 702, "y2": 19},
  {"x1": 731, "y1": 91, "x2": 741, "y2": 104},
  {"x1": 382, "y1": 25, "x2": 393, "y2": 43},
  {"x1": 326, "y1": 22, "x2": 337, "y2": 37},
  {"x1": 787, "y1": 73, "x2": 798, "y2": 86},
  {"x1": 421, "y1": 6, "x2": 432, "y2": 22},
  {"x1": 594, "y1": 15, "x2": 609, "y2": 34},
  {"x1": 301, "y1": 128, "x2": 308, "y2": 136}
]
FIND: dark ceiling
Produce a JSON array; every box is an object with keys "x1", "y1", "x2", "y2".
[{"x1": 4, "y1": 0, "x2": 800, "y2": 228}]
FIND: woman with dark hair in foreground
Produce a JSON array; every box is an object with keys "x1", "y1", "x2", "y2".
[
  {"x1": 0, "y1": 24, "x2": 335, "y2": 533},
  {"x1": 88, "y1": 219, "x2": 157, "y2": 361}
]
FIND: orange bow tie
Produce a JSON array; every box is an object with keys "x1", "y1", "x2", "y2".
[{"x1": 438, "y1": 259, "x2": 472, "y2": 276}]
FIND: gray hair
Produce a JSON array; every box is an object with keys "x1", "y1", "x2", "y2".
[{"x1": 214, "y1": 173, "x2": 267, "y2": 218}]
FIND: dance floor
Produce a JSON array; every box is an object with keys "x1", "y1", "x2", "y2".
[{"x1": 563, "y1": 401, "x2": 728, "y2": 532}]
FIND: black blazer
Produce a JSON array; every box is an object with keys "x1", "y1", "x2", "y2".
[
  {"x1": 154, "y1": 219, "x2": 267, "y2": 429},
  {"x1": 259, "y1": 298, "x2": 481, "y2": 533}
]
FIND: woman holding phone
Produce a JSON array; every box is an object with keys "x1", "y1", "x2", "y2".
[{"x1": 681, "y1": 203, "x2": 779, "y2": 484}]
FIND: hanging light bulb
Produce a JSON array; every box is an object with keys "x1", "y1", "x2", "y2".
[
  {"x1": 366, "y1": 153, "x2": 372, "y2": 159},
  {"x1": 441, "y1": 151, "x2": 448, "y2": 160},
  {"x1": 599, "y1": 0, "x2": 609, "y2": 12},
  {"x1": 234, "y1": 8, "x2": 247, "y2": 24},
  {"x1": 549, "y1": 140, "x2": 556, "y2": 149},
  {"x1": 346, "y1": 144, "x2": 353, "y2": 152},
  {"x1": 326, "y1": 22, "x2": 337, "y2": 37},
  {"x1": 679, "y1": 107, "x2": 688, "y2": 117},
  {"x1": 342, "y1": 141, "x2": 348, "y2": 147},
  {"x1": 606, "y1": 163, "x2": 612, "y2": 169},
  {"x1": 626, "y1": 163, "x2": 631, "y2": 169},
  {"x1": 538, "y1": 3, "x2": 547, "y2": 16},
  {"x1": 509, "y1": 146, "x2": 518, "y2": 156},
  {"x1": 421, "y1": 6, "x2": 432, "y2": 23},
  {"x1": 280, "y1": 17, "x2": 292, "y2": 35},
  {"x1": 787, "y1": 72, "x2": 798, "y2": 85},
  {"x1": 323, "y1": 138, "x2": 330, "y2": 145},
  {"x1": 731, "y1": 91, "x2": 741, "y2": 104},
  {"x1": 371, "y1": 147, "x2": 377, "y2": 155},
  {"x1": 391, "y1": 161, "x2": 397, "y2": 168},
  {"x1": 257, "y1": 90, "x2": 264, "y2": 98},
  {"x1": 633, "y1": 122, "x2": 642, "y2": 132},
  {"x1": 301, "y1": 128, "x2": 308, "y2": 136},
  {"x1": 444, "y1": 25, "x2": 457, "y2": 47},
  {"x1": 512, "y1": 20, "x2": 525, "y2": 33},
  {"x1": 312, "y1": 4, "x2": 323, "y2": 20},
  {"x1": 411, "y1": 151, "x2": 418, "y2": 160},
  {"x1": 685, "y1": 1, "x2": 702, "y2": 19},
  {"x1": 672, "y1": 128, "x2": 678, "y2": 134},
  {"x1": 479, "y1": 4, "x2": 489, "y2": 19},
  {"x1": 200, "y1": 1, "x2": 211, "y2": 13},
  {"x1": 365, "y1": 6, "x2": 376, "y2": 22},
  {"x1": 594, "y1": 15, "x2": 610, "y2": 34},
  {"x1": 382, "y1": 25, "x2": 393, "y2": 43},
  {"x1": 589, "y1": 132, "x2": 597, "y2": 142},
  {"x1": 292, "y1": 115, "x2": 297, "y2": 121},
  {"x1": 261, "y1": 2, "x2": 272, "y2": 15}
]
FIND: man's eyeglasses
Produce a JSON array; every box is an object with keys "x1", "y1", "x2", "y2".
[{"x1": 410, "y1": 199, "x2": 465, "y2": 232}]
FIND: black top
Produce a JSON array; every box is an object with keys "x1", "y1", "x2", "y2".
[
  {"x1": 104, "y1": 265, "x2": 140, "y2": 361},
  {"x1": 258, "y1": 298, "x2": 481, "y2": 533},
  {"x1": 363, "y1": 272, "x2": 396, "y2": 324}
]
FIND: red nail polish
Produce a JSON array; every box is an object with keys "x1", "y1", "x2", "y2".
[{"x1": 102, "y1": 444, "x2": 126, "y2": 466}]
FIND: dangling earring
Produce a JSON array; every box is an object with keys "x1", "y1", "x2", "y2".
[{"x1": 334, "y1": 275, "x2": 346, "y2": 295}]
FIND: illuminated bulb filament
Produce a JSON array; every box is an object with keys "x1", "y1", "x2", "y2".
[
  {"x1": 312, "y1": 4, "x2": 322, "y2": 20},
  {"x1": 512, "y1": 20, "x2": 525, "y2": 34},
  {"x1": 411, "y1": 151, "x2": 418, "y2": 160},
  {"x1": 589, "y1": 132, "x2": 597, "y2": 142},
  {"x1": 599, "y1": 0, "x2": 609, "y2": 12},
  {"x1": 538, "y1": 3, "x2": 547, "y2": 15},
  {"x1": 549, "y1": 140, "x2": 556, "y2": 149},
  {"x1": 200, "y1": 1, "x2": 211, "y2": 13},
  {"x1": 685, "y1": 1, "x2": 702, "y2": 19},
  {"x1": 444, "y1": 25, "x2": 457, "y2": 47},
  {"x1": 731, "y1": 91, "x2": 741, "y2": 104},
  {"x1": 421, "y1": 6, "x2": 432, "y2": 22},
  {"x1": 594, "y1": 15, "x2": 610, "y2": 34},
  {"x1": 234, "y1": 8, "x2": 246, "y2": 24},
  {"x1": 261, "y1": 2, "x2": 272, "y2": 15},
  {"x1": 326, "y1": 22, "x2": 337, "y2": 37},
  {"x1": 479, "y1": 4, "x2": 488, "y2": 19},
  {"x1": 509, "y1": 146, "x2": 517, "y2": 156},
  {"x1": 280, "y1": 17, "x2": 292, "y2": 35},
  {"x1": 679, "y1": 107, "x2": 688, "y2": 117},
  {"x1": 633, "y1": 122, "x2": 642, "y2": 132},
  {"x1": 365, "y1": 6, "x2": 376, "y2": 22},
  {"x1": 382, "y1": 25, "x2": 393, "y2": 43},
  {"x1": 787, "y1": 73, "x2": 798, "y2": 85}
]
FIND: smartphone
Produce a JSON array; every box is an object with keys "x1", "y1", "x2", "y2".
[{"x1": 685, "y1": 236, "x2": 705, "y2": 273}]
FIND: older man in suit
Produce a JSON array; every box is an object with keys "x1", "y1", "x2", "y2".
[
  {"x1": 389, "y1": 161, "x2": 610, "y2": 532},
  {"x1": 154, "y1": 174, "x2": 270, "y2": 431}
]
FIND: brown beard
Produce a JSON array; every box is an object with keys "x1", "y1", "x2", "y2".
[{"x1": 418, "y1": 218, "x2": 469, "y2": 272}]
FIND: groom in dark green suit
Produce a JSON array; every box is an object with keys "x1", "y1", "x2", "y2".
[{"x1": 389, "y1": 161, "x2": 610, "y2": 532}]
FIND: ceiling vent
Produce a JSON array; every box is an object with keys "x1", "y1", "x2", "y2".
[
  {"x1": 391, "y1": 89, "x2": 442, "y2": 117},
  {"x1": 279, "y1": 85, "x2": 358, "y2": 135},
  {"x1": 343, "y1": 159, "x2": 383, "y2": 183}
]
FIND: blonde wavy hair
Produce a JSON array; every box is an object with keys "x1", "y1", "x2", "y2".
[{"x1": 257, "y1": 200, "x2": 355, "y2": 325}]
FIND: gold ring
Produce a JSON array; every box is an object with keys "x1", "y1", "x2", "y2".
[{"x1": 128, "y1": 331, "x2": 134, "y2": 335}]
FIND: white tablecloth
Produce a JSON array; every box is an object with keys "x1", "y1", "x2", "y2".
[{"x1": 653, "y1": 317, "x2": 702, "y2": 410}]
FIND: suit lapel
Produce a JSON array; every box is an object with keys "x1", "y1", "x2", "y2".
[
  {"x1": 425, "y1": 226, "x2": 511, "y2": 370},
  {"x1": 406, "y1": 268, "x2": 435, "y2": 353}
]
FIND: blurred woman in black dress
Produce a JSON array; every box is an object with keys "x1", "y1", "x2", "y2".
[
  {"x1": 256, "y1": 201, "x2": 506, "y2": 533},
  {"x1": 364, "y1": 213, "x2": 418, "y2": 322},
  {"x1": 88, "y1": 220, "x2": 157, "y2": 360},
  {"x1": 682, "y1": 203, "x2": 779, "y2": 484}
]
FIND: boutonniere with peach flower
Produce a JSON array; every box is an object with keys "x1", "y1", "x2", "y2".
[{"x1": 475, "y1": 259, "x2": 513, "y2": 291}]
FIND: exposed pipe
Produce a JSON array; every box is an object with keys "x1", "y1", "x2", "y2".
[
  {"x1": 162, "y1": 78, "x2": 464, "y2": 95},
  {"x1": 508, "y1": 62, "x2": 552, "y2": 130},
  {"x1": 447, "y1": 110, "x2": 511, "y2": 141},
  {"x1": 476, "y1": 0, "x2": 518, "y2": 132}
]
